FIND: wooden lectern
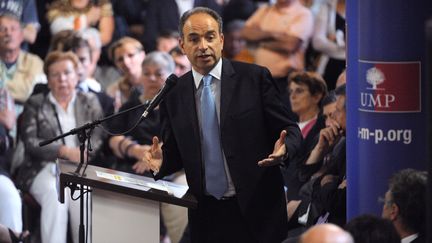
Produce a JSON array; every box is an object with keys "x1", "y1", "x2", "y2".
[{"x1": 56, "y1": 160, "x2": 196, "y2": 243}]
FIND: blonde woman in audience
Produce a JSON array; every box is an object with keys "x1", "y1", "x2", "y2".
[
  {"x1": 106, "y1": 37, "x2": 146, "y2": 112},
  {"x1": 47, "y1": 0, "x2": 114, "y2": 46}
]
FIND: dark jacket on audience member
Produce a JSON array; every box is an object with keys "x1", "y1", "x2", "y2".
[{"x1": 16, "y1": 92, "x2": 105, "y2": 191}]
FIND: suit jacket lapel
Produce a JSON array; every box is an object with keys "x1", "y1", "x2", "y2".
[
  {"x1": 220, "y1": 58, "x2": 237, "y2": 128},
  {"x1": 180, "y1": 72, "x2": 199, "y2": 130},
  {"x1": 40, "y1": 96, "x2": 63, "y2": 138},
  {"x1": 74, "y1": 94, "x2": 86, "y2": 127},
  {"x1": 177, "y1": 73, "x2": 204, "y2": 191}
]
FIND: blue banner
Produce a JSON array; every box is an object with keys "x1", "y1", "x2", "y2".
[{"x1": 347, "y1": 0, "x2": 432, "y2": 218}]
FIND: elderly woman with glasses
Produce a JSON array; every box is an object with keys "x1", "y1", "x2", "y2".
[
  {"x1": 108, "y1": 51, "x2": 175, "y2": 174},
  {"x1": 16, "y1": 51, "x2": 105, "y2": 243},
  {"x1": 108, "y1": 51, "x2": 188, "y2": 243}
]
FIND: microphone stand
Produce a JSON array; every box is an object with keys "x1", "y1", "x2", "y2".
[{"x1": 39, "y1": 100, "x2": 150, "y2": 243}]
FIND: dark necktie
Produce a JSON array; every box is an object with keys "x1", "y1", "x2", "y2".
[{"x1": 200, "y1": 74, "x2": 228, "y2": 199}]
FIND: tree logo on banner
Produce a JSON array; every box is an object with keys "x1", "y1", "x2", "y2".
[{"x1": 366, "y1": 67, "x2": 385, "y2": 90}]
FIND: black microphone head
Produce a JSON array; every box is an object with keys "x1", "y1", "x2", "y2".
[{"x1": 165, "y1": 74, "x2": 178, "y2": 87}]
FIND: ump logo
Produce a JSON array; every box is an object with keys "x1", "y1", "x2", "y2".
[
  {"x1": 358, "y1": 60, "x2": 421, "y2": 113},
  {"x1": 366, "y1": 67, "x2": 385, "y2": 90}
]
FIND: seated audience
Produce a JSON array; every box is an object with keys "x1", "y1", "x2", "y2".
[
  {"x1": 381, "y1": 169, "x2": 427, "y2": 243},
  {"x1": 242, "y1": 0, "x2": 313, "y2": 112},
  {"x1": 222, "y1": 19, "x2": 253, "y2": 63},
  {"x1": 296, "y1": 223, "x2": 353, "y2": 243},
  {"x1": 282, "y1": 71, "x2": 327, "y2": 211},
  {"x1": 222, "y1": 0, "x2": 256, "y2": 24},
  {"x1": 110, "y1": 0, "x2": 147, "y2": 41},
  {"x1": 0, "y1": 92, "x2": 21, "y2": 233},
  {"x1": 59, "y1": 32, "x2": 114, "y2": 116},
  {"x1": 169, "y1": 46, "x2": 191, "y2": 77},
  {"x1": 33, "y1": 31, "x2": 114, "y2": 116},
  {"x1": 16, "y1": 51, "x2": 105, "y2": 243},
  {"x1": 312, "y1": 0, "x2": 346, "y2": 90},
  {"x1": 321, "y1": 90, "x2": 337, "y2": 127},
  {"x1": 345, "y1": 214, "x2": 400, "y2": 243},
  {"x1": 0, "y1": 172, "x2": 21, "y2": 234},
  {"x1": 108, "y1": 51, "x2": 188, "y2": 243},
  {"x1": 80, "y1": 27, "x2": 121, "y2": 90},
  {"x1": 286, "y1": 84, "x2": 347, "y2": 237},
  {"x1": 47, "y1": 0, "x2": 114, "y2": 46},
  {"x1": 0, "y1": 13, "x2": 45, "y2": 114},
  {"x1": 156, "y1": 30, "x2": 180, "y2": 53},
  {"x1": 336, "y1": 69, "x2": 346, "y2": 87},
  {"x1": 0, "y1": 0, "x2": 40, "y2": 45},
  {"x1": 108, "y1": 51, "x2": 174, "y2": 174},
  {"x1": 106, "y1": 37, "x2": 145, "y2": 111},
  {"x1": 0, "y1": 223, "x2": 29, "y2": 243}
]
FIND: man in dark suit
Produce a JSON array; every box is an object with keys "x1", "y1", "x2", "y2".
[
  {"x1": 381, "y1": 169, "x2": 427, "y2": 243},
  {"x1": 143, "y1": 7, "x2": 301, "y2": 243}
]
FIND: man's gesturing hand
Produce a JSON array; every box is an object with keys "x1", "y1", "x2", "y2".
[
  {"x1": 133, "y1": 136, "x2": 163, "y2": 174},
  {"x1": 258, "y1": 130, "x2": 288, "y2": 167}
]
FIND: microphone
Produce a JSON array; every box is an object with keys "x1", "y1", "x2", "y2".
[{"x1": 141, "y1": 74, "x2": 178, "y2": 118}]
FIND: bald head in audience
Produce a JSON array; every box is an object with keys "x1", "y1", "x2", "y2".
[{"x1": 300, "y1": 224, "x2": 354, "y2": 243}]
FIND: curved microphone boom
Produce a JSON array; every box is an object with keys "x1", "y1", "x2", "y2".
[{"x1": 141, "y1": 74, "x2": 178, "y2": 118}]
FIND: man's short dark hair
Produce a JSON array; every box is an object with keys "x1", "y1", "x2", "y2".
[
  {"x1": 388, "y1": 169, "x2": 427, "y2": 234},
  {"x1": 322, "y1": 90, "x2": 337, "y2": 108},
  {"x1": 169, "y1": 46, "x2": 183, "y2": 56},
  {"x1": 335, "y1": 83, "x2": 346, "y2": 97},
  {"x1": 223, "y1": 19, "x2": 245, "y2": 33},
  {"x1": 335, "y1": 84, "x2": 346, "y2": 109},
  {"x1": 345, "y1": 214, "x2": 400, "y2": 243},
  {"x1": 179, "y1": 7, "x2": 223, "y2": 39},
  {"x1": 158, "y1": 30, "x2": 180, "y2": 40},
  {"x1": 64, "y1": 34, "x2": 92, "y2": 59}
]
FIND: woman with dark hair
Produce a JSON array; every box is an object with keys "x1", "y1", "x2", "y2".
[
  {"x1": 281, "y1": 71, "x2": 328, "y2": 232},
  {"x1": 288, "y1": 71, "x2": 327, "y2": 139}
]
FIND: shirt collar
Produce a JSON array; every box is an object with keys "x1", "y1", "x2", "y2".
[
  {"x1": 401, "y1": 233, "x2": 419, "y2": 243},
  {"x1": 48, "y1": 91, "x2": 77, "y2": 111},
  {"x1": 192, "y1": 58, "x2": 223, "y2": 89},
  {"x1": 77, "y1": 81, "x2": 89, "y2": 93}
]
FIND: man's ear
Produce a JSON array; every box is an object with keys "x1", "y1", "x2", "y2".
[
  {"x1": 389, "y1": 203, "x2": 400, "y2": 221},
  {"x1": 179, "y1": 38, "x2": 185, "y2": 53}
]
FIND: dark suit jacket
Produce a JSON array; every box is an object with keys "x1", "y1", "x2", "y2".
[
  {"x1": 156, "y1": 59, "x2": 302, "y2": 242},
  {"x1": 411, "y1": 235, "x2": 425, "y2": 243}
]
